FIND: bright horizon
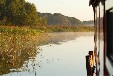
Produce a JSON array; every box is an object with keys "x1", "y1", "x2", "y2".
[{"x1": 25, "y1": 0, "x2": 94, "y2": 21}]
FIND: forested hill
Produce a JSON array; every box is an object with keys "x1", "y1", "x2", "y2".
[
  {"x1": 38, "y1": 12, "x2": 82, "y2": 26},
  {"x1": 0, "y1": 0, "x2": 93, "y2": 26},
  {"x1": 82, "y1": 20, "x2": 94, "y2": 26}
]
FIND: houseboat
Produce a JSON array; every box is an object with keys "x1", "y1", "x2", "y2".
[{"x1": 86, "y1": 0, "x2": 113, "y2": 76}]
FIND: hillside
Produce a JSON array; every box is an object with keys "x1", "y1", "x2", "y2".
[{"x1": 38, "y1": 12, "x2": 82, "y2": 26}]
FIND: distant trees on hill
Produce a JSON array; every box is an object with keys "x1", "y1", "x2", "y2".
[
  {"x1": 82, "y1": 20, "x2": 94, "y2": 26},
  {"x1": 38, "y1": 12, "x2": 82, "y2": 26}
]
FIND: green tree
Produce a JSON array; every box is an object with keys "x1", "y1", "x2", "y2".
[
  {"x1": 0, "y1": 0, "x2": 6, "y2": 20},
  {"x1": 6, "y1": 0, "x2": 26, "y2": 25},
  {"x1": 0, "y1": 0, "x2": 38, "y2": 25},
  {"x1": 24, "y1": 2, "x2": 38, "y2": 25}
]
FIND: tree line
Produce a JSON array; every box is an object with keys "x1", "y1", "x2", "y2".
[
  {"x1": 0, "y1": 0, "x2": 46, "y2": 26},
  {"x1": 38, "y1": 12, "x2": 82, "y2": 26},
  {"x1": 0, "y1": 0, "x2": 93, "y2": 26},
  {"x1": 82, "y1": 20, "x2": 94, "y2": 26}
]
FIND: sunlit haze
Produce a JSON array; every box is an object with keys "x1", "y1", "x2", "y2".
[{"x1": 25, "y1": 0, "x2": 94, "y2": 21}]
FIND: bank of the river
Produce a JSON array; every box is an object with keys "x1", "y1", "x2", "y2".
[
  {"x1": 0, "y1": 25, "x2": 94, "y2": 35},
  {"x1": 0, "y1": 26, "x2": 40, "y2": 35},
  {"x1": 36, "y1": 25, "x2": 94, "y2": 32},
  {"x1": 0, "y1": 25, "x2": 94, "y2": 63}
]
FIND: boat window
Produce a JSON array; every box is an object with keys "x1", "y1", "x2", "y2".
[{"x1": 106, "y1": 7, "x2": 113, "y2": 61}]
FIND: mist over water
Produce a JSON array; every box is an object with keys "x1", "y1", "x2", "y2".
[{"x1": 0, "y1": 32, "x2": 96, "y2": 76}]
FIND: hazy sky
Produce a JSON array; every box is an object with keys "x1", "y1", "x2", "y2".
[{"x1": 25, "y1": 0, "x2": 94, "y2": 21}]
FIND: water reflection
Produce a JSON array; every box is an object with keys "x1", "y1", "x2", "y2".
[
  {"x1": 85, "y1": 33, "x2": 104, "y2": 76},
  {"x1": 36, "y1": 34, "x2": 94, "y2": 76},
  {"x1": 0, "y1": 33, "x2": 38, "y2": 75},
  {"x1": 0, "y1": 32, "x2": 94, "y2": 76}
]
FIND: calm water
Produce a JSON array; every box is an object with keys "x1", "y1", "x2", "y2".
[{"x1": 0, "y1": 32, "x2": 102, "y2": 76}]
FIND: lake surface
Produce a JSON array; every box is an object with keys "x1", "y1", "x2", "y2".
[{"x1": 0, "y1": 32, "x2": 104, "y2": 76}]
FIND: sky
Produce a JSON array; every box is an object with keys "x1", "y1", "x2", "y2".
[{"x1": 25, "y1": 0, "x2": 94, "y2": 21}]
